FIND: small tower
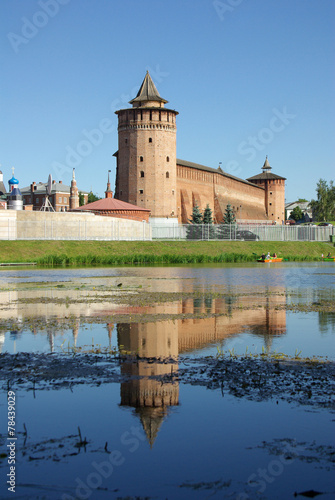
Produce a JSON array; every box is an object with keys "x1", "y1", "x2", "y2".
[
  {"x1": 69, "y1": 168, "x2": 79, "y2": 209},
  {"x1": 0, "y1": 167, "x2": 6, "y2": 195},
  {"x1": 115, "y1": 71, "x2": 179, "y2": 224},
  {"x1": 8, "y1": 167, "x2": 19, "y2": 193},
  {"x1": 247, "y1": 157, "x2": 286, "y2": 223},
  {"x1": 7, "y1": 168, "x2": 23, "y2": 210},
  {"x1": 105, "y1": 169, "x2": 113, "y2": 199}
]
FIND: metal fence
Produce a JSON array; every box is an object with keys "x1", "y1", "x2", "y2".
[{"x1": 151, "y1": 224, "x2": 334, "y2": 242}]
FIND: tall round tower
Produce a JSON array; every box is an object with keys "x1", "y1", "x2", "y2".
[
  {"x1": 247, "y1": 157, "x2": 286, "y2": 224},
  {"x1": 69, "y1": 168, "x2": 79, "y2": 209},
  {"x1": 115, "y1": 71, "x2": 178, "y2": 224}
]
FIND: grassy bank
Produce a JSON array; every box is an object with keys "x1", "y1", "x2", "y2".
[{"x1": 0, "y1": 240, "x2": 334, "y2": 266}]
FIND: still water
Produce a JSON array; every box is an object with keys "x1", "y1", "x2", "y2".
[
  {"x1": 0, "y1": 263, "x2": 334, "y2": 499},
  {"x1": 1, "y1": 263, "x2": 334, "y2": 359}
]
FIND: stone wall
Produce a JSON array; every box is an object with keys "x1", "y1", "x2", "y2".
[
  {"x1": 177, "y1": 164, "x2": 268, "y2": 223},
  {"x1": 0, "y1": 211, "x2": 152, "y2": 241}
]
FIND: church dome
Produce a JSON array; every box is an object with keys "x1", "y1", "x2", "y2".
[{"x1": 8, "y1": 174, "x2": 19, "y2": 185}]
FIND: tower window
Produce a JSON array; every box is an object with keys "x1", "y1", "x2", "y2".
[
  {"x1": 140, "y1": 171, "x2": 144, "y2": 178},
  {"x1": 166, "y1": 156, "x2": 170, "y2": 162},
  {"x1": 166, "y1": 171, "x2": 169, "y2": 178},
  {"x1": 125, "y1": 139, "x2": 127, "y2": 144},
  {"x1": 139, "y1": 189, "x2": 143, "y2": 194},
  {"x1": 140, "y1": 156, "x2": 143, "y2": 162},
  {"x1": 149, "y1": 137, "x2": 152, "y2": 143}
]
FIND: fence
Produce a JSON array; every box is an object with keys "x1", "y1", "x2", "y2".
[
  {"x1": 151, "y1": 224, "x2": 334, "y2": 242},
  {"x1": 0, "y1": 216, "x2": 333, "y2": 242},
  {"x1": 0, "y1": 217, "x2": 151, "y2": 241}
]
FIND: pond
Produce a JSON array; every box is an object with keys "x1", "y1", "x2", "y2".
[{"x1": 0, "y1": 263, "x2": 334, "y2": 499}]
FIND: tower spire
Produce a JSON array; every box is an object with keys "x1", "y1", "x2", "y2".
[
  {"x1": 129, "y1": 71, "x2": 168, "y2": 106},
  {"x1": 105, "y1": 169, "x2": 113, "y2": 199},
  {"x1": 262, "y1": 156, "x2": 271, "y2": 171}
]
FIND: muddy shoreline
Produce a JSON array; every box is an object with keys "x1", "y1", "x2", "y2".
[{"x1": 1, "y1": 352, "x2": 334, "y2": 411}]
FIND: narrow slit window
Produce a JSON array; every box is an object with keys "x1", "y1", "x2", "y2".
[
  {"x1": 140, "y1": 171, "x2": 144, "y2": 178},
  {"x1": 166, "y1": 171, "x2": 169, "y2": 178}
]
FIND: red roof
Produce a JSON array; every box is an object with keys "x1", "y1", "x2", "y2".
[{"x1": 73, "y1": 197, "x2": 150, "y2": 212}]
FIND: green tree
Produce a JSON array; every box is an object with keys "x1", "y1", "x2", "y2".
[
  {"x1": 202, "y1": 204, "x2": 215, "y2": 239},
  {"x1": 310, "y1": 179, "x2": 335, "y2": 222},
  {"x1": 78, "y1": 192, "x2": 85, "y2": 206},
  {"x1": 217, "y1": 204, "x2": 237, "y2": 239},
  {"x1": 289, "y1": 206, "x2": 303, "y2": 222},
  {"x1": 87, "y1": 191, "x2": 100, "y2": 203},
  {"x1": 202, "y1": 204, "x2": 213, "y2": 224},
  {"x1": 186, "y1": 203, "x2": 203, "y2": 239},
  {"x1": 223, "y1": 203, "x2": 236, "y2": 224}
]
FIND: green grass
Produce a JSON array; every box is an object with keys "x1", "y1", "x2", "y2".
[{"x1": 0, "y1": 240, "x2": 334, "y2": 266}]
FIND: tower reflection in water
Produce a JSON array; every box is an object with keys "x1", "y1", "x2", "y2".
[
  {"x1": 117, "y1": 294, "x2": 286, "y2": 446},
  {"x1": 118, "y1": 322, "x2": 179, "y2": 448}
]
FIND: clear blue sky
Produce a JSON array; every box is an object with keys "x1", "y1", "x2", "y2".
[{"x1": 1, "y1": 0, "x2": 334, "y2": 203}]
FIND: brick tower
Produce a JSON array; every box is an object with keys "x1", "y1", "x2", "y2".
[
  {"x1": 114, "y1": 71, "x2": 179, "y2": 224},
  {"x1": 69, "y1": 168, "x2": 79, "y2": 209},
  {"x1": 247, "y1": 157, "x2": 286, "y2": 224}
]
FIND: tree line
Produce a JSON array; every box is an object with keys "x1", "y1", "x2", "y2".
[
  {"x1": 289, "y1": 179, "x2": 334, "y2": 223},
  {"x1": 187, "y1": 203, "x2": 236, "y2": 239}
]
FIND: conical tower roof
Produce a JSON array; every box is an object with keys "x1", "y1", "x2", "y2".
[
  {"x1": 246, "y1": 157, "x2": 286, "y2": 181},
  {"x1": 136, "y1": 407, "x2": 167, "y2": 448},
  {"x1": 129, "y1": 71, "x2": 168, "y2": 105},
  {"x1": 262, "y1": 156, "x2": 271, "y2": 171}
]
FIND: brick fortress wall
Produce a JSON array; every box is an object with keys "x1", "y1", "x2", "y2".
[{"x1": 176, "y1": 162, "x2": 268, "y2": 223}]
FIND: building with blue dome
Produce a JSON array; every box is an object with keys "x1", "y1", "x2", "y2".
[
  {"x1": 8, "y1": 171, "x2": 19, "y2": 192},
  {"x1": 7, "y1": 168, "x2": 23, "y2": 210}
]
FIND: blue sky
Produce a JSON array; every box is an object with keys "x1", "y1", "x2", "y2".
[{"x1": 1, "y1": 0, "x2": 334, "y2": 203}]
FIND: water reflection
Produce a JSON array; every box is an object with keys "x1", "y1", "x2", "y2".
[
  {"x1": 118, "y1": 323, "x2": 179, "y2": 447},
  {"x1": 0, "y1": 292, "x2": 288, "y2": 353}
]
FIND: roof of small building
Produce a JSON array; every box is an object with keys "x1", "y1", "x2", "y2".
[
  {"x1": 72, "y1": 197, "x2": 150, "y2": 213},
  {"x1": 129, "y1": 71, "x2": 168, "y2": 105},
  {"x1": 20, "y1": 182, "x2": 89, "y2": 195},
  {"x1": 285, "y1": 201, "x2": 311, "y2": 210},
  {"x1": 8, "y1": 187, "x2": 22, "y2": 197}
]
